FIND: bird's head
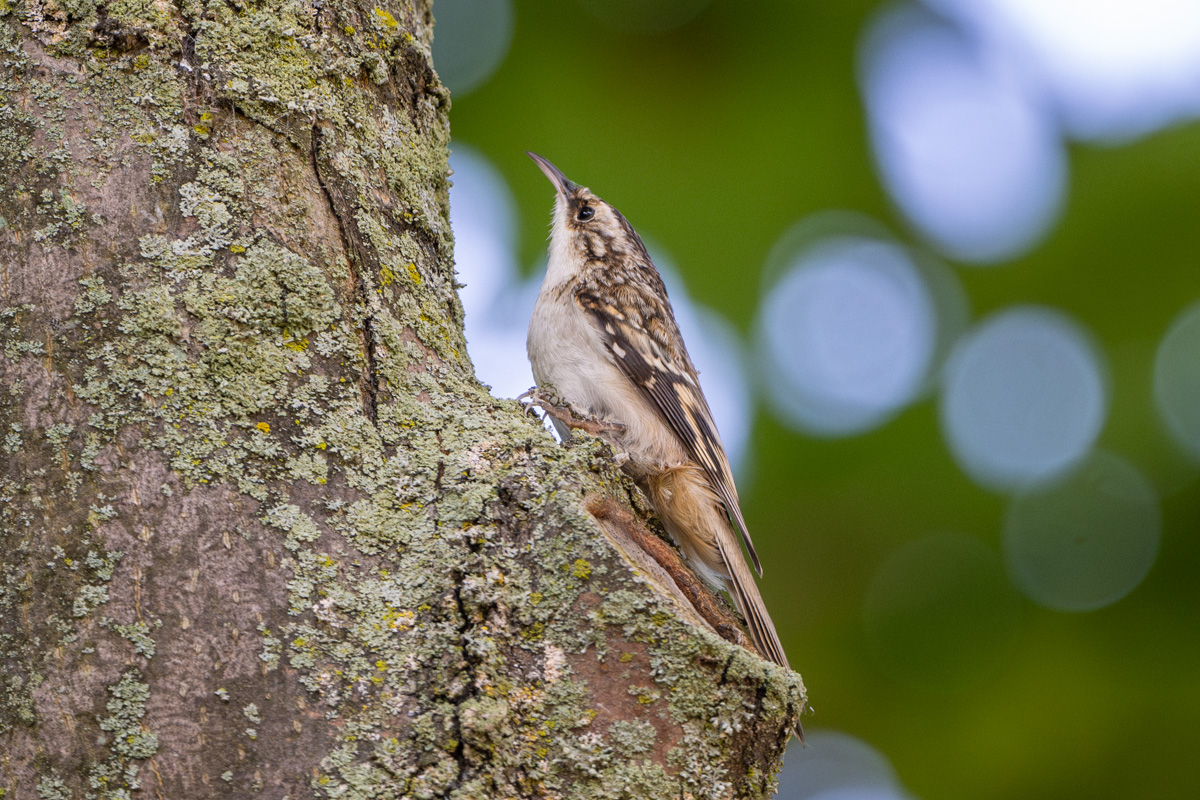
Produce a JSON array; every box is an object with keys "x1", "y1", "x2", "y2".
[{"x1": 527, "y1": 151, "x2": 650, "y2": 268}]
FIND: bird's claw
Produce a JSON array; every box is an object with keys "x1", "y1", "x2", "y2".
[
  {"x1": 519, "y1": 385, "x2": 564, "y2": 416},
  {"x1": 519, "y1": 385, "x2": 625, "y2": 437}
]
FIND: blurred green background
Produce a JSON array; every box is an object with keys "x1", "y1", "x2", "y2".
[{"x1": 434, "y1": 1, "x2": 1200, "y2": 798}]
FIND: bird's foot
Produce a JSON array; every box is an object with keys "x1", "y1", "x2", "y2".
[
  {"x1": 519, "y1": 386, "x2": 626, "y2": 437},
  {"x1": 518, "y1": 384, "x2": 563, "y2": 416}
]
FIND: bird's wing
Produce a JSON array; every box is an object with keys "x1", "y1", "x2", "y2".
[{"x1": 576, "y1": 286, "x2": 763, "y2": 575}]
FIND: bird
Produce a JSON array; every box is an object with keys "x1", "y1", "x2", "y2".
[{"x1": 522, "y1": 151, "x2": 795, "y2": 681}]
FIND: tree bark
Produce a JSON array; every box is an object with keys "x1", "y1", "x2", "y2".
[{"x1": 0, "y1": 2, "x2": 804, "y2": 797}]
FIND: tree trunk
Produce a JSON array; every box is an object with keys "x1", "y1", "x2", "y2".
[{"x1": 0, "y1": 2, "x2": 804, "y2": 797}]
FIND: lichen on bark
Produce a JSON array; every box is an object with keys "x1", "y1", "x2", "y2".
[{"x1": 0, "y1": 1, "x2": 804, "y2": 797}]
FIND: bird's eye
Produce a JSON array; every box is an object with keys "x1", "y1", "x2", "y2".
[{"x1": 577, "y1": 206, "x2": 595, "y2": 221}]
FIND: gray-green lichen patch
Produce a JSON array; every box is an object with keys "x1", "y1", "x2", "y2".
[
  {"x1": 74, "y1": 277, "x2": 112, "y2": 315},
  {"x1": 88, "y1": 669, "x2": 159, "y2": 796},
  {"x1": 98, "y1": 670, "x2": 158, "y2": 759},
  {"x1": 35, "y1": 772, "x2": 72, "y2": 800},
  {"x1": 103, "y1": 619, "x2": 156, "y2": 658},
  {"x1": 609, "y1": 719, "x2": 657, "y2": 757}
]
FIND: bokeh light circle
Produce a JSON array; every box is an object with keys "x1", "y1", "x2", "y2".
[
  {"x1": 940, "y1": 306, "x2": 1108, "y2": 491},
  {"x1": 860, "y1": 4, "x2": 1066, "y2": 262},
  {"x1": 1153, "y1": 300, "x2": 1200, "y2": 462},
  {"x1": 775, "y1": 731, "x2": 908, "y2": 800},
  {"x1": 759, "y1": 236, "x2": 938, "y2": 437},
  {"x1": 431, "y1": 0, "x2": 515, "y2": 96},
  {"x1": 925, "y1": 0, "x2": 1200, "y2": 141},
  {"x1": 864, "y1": 533, "x2": 1021, "y2": 692},
  {"x1": 1005, "y1": 451, "x2": 1160, "y2": 612}
]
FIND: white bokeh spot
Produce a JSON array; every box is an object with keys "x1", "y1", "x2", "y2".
[
  {"x1": 774, "y1": 731, "x2": 910, "y2": 800},
  {"x1": 1004, "y1": 450, "x2": 1160, "y2": 612},
  {"x1": 940, "y1": 306, "x2": 1108, "y2": 491},
  {"x1": 759, "y1": 236, "x2": 938, "y2": 436},
  {"x1": 1153, "y1": 300, "x2": 1200, "y2": 462},
  {"x1": 430, "y1": 0, "x2": 515, "y2": 97},
  {"x1": 860, "y1": 4, "x2": 1066, "y2": 263},
  {"x1": 925, "y1": 0, "x2": 1200, "y2": 141}
]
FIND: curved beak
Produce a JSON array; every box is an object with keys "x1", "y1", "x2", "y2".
[{"x1": 526, "y1": 151, "x2": 576, "y2": 197}]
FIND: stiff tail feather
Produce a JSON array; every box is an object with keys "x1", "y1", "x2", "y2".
[
  {"x1": 646, "y1": 464, "x2": 805, "y2": 740},
  {"x1": 716, "y1": 533, "x2": 789, "y2": 670},
  {"x1": 716, "y1": 532, "x2": 805, "y2": 743}
]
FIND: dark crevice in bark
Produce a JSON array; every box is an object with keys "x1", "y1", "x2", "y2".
[
  {"x1": 752, "y1": 676, "x2": 768, "y2": 726},
  {"x1": 443, "y1": 482, "x2": 492, "y2": 798},
  {"x1": 454, "y1": 452, "x2": 512, "y2": 795},
  {"x1": 448, "y1": 573, "x2": 479, "y2": 795},
  {"x1": 428, "y1": 452, "x2": 468, "y2": 797},
  {"x1": 718, "y1": 651, "x2": 736, "y2": 687},
  {"x1": 90, "y1": 5, "x2": 151, "y2": 53},
  {"x1": 385, "y1": 39, "x2": 448, "y2": 131},
  {"x1": 176, "y1": 31, "x2": 207, "y2": 110},
  {"x1": 784, "y1": 698, "x2": 803, "y2": 744},
  {"x1": 179, "y1": 32, "x2": 196, "y2": 72},
  {"x1": 310, "y1": 122, "x2": 381, "y2": 423}
]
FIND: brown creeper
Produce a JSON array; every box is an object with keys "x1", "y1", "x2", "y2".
[{"x1": 524, "y1": 152, "x2": 794, "y2": 676}]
